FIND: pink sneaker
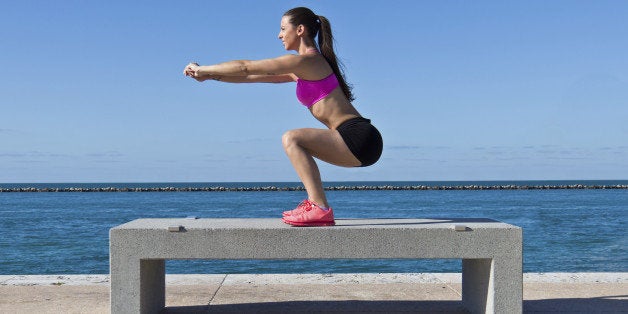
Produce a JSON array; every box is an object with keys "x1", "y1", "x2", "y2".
[
  {"x1": 282, "y1": 199, "x2": 311, "y2": 217},
  {"x1": 282, "y1": 202, "x2": 335, "y2": 227}
]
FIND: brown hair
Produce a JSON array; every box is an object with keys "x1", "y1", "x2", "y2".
[{"x1": 283, "y1": 7, "x2": 355, "y2": 102}]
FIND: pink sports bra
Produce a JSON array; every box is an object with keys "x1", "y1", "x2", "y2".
[{"x1": 296, "y1": 73, "x2": 339, "y2": 108}]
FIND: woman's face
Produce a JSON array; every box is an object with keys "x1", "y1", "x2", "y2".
[{"x1": 278, "y1": 16, "x2": 299, "y2": 51}]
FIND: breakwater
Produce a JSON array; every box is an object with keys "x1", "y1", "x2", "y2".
[{"x1": 1, "y1": 184, "x2": 627, "y2": 192}]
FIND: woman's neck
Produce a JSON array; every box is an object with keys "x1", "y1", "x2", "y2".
[{"x1": 299, "y1": 45, "x2": 319, "y2": 55}]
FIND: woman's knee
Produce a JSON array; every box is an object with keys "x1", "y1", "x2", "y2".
[{"x1": 282, "y1": 130, "x2": 301, "y2": 150}]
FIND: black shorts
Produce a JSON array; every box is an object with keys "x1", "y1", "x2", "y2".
[{"x1": 337, "y1": 117, "x2": 383, "y2": 167}]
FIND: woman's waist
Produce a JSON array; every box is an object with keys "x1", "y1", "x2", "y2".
[{"x1": 315, "y1": 113, "x2": 362, "y2": 130}]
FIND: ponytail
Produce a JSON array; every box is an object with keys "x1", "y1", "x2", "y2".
[
  {"x1": 317, "y1": 15, "x2": 355, "y2": 102},
  {"x1": 284, "y1": 7, "x2": 355, "y2": 102}
]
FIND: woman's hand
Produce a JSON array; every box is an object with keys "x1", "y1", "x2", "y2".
[{"x1": 183, "y1": 62, "x2": 200, "y2": 77}]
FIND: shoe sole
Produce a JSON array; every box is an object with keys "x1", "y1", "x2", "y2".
[{"x1": 281, "y1": 218, "x2": 335, "y2": 227}]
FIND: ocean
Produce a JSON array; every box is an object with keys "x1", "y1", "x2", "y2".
[{"x1": 1, "y1": 181, "x2": 626, "y2": 275}]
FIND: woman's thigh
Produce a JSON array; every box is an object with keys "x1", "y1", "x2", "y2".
[{"x1": 283, "y1": 128, "x2": 361, "y2": 167}]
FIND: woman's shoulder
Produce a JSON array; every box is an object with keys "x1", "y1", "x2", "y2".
[
  {"x1": 267, "y1": 53, "x2": 321, "y2": 69},
  {"x1": 260, "y1": 53, "x2": 329, "y2": 79},
  {"x1": 274, "y1": 53, "x2": 322, "y2": 64}
]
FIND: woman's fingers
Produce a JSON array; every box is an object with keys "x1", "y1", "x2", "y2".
[{"x1": 184, "y1": 62, "x2": 200, "y2": 76}]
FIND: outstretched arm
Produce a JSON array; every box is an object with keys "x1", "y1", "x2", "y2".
[
  {"x1": 190, "y1": 72, "x2": 296, "y2": 84},
  {"x1": 184, "y1": 54, "x2": 304, "y2": 83}
]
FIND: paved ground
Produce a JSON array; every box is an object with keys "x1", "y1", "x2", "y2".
[{"x1": 1, "y1": 273, "x2": 626, "y2": 313}]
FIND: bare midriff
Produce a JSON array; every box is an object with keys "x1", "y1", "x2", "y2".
[{"x1": 309, "y1": 88, "x2": 361, "y2": 130}]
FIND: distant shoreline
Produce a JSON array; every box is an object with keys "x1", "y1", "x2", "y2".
[{"x1": 2, "y1": 184, "x2": 627, "y2": 192}]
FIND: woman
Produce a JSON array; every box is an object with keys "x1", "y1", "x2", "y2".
[{"x1": 184, "y1": 7, "x2": 382, "y2": 226}]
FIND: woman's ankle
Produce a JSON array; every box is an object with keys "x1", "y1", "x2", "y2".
[{"x1": 310, "y1": 199, "x2": 330, "y2": 210}]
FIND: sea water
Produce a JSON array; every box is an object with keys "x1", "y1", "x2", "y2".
[{"x1": 0, "y1": 181, "x2": 626, "y2": 274}]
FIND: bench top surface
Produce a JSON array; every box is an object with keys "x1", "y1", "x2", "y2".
[{"x1": 112, "y1": 218, "x2": 520, "y2": 231}]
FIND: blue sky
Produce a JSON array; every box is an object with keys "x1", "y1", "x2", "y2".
[{"x1": 1, "y1": 1, "x2": 627, "y2": 183}]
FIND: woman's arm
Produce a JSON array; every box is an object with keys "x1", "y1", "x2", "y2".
[
  {"x1": 186, "y1": 54, "x2": 305, "y2": 79},
  {"x1": 197, "y1": 73, "x2": 296, "y2": 83}
]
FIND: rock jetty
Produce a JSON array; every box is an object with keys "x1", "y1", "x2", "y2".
[{"x1": 1, "y1": 184, "x2": 627, "y2": 192}]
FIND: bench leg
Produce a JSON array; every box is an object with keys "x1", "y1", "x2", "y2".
[
  {"x1": 462, "y1": 258, "x2": 522, "y2": 313},
  {"x1": 111, "y1": 258, "x2": 165, "y2": 314},
  {"x1": 140, "y1": 259, "x2": 166, "y2": 313}
]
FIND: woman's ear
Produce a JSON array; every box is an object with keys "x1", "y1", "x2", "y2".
[{"x1": 296, "y1": 24, "x2": 305, "y2": 36}]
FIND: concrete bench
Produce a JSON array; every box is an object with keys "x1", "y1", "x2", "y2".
[{"x1": 110, "y1": 218, "x2": 522, "y2": 313}]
